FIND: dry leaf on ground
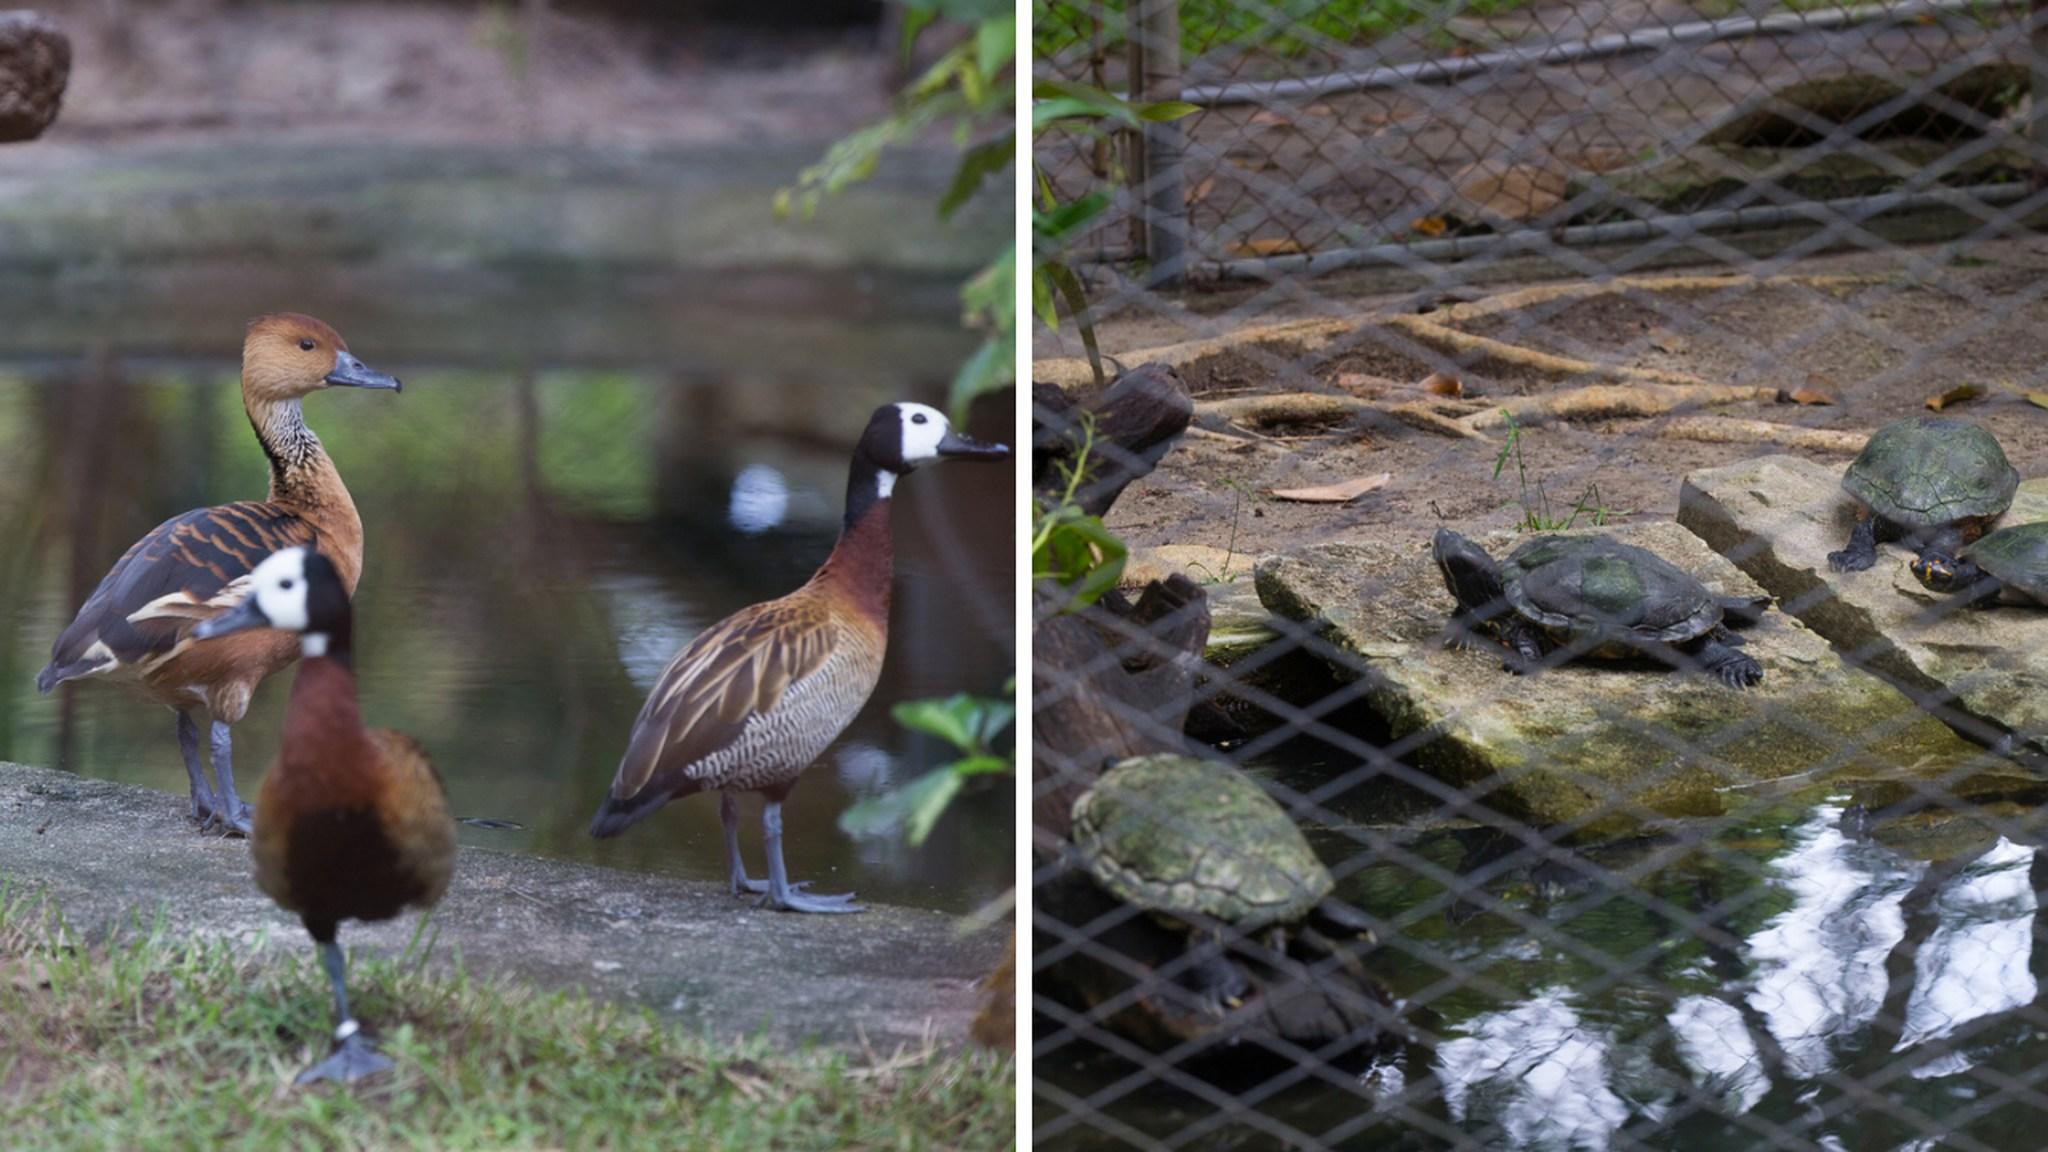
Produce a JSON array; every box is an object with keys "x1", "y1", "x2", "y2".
[
  {"x1": 1926, "y1": 383, "x2": 1986, "y2": 410},
  {"x1": 1418, "y1": 372, "x2": 1464, "y2": 397},
  {"x1": 1271, "y1": 472, "x2": 1392, "y2": 503}
]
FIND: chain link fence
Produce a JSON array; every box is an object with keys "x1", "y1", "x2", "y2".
[{"x1": 1033, "y1": 1, "x2": 2048, "y2": 1147}]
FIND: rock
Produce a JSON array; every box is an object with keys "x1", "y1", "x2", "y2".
[
  {"x1": 1450, "y1": 158, "x2": 1568, "y2": 225},
  {"x1": 1254, "y1": 522, "x2": 2021, "y2": 839},
  {"x1": 0, "y1": 11, "x2": 66, "y2": 144},
  {"x1": 1679, "y1": 455, "x2": 2048, "y2": 759}
]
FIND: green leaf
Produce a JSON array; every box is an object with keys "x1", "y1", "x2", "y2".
[
  {"x1": 975, "y1": 15, "x2": 1016, "y2": 81},
  {"x1": 938, "y1": 133, "x2": 1014, "y2": 220},
  {"x1": 838, "y1": 769, "x2": 963, "y2": 848},
  {"x1": 1041, "y1": 260, "x2": 1105, "y2": 389},
  {"x1": 896, "y1": 7, "x2": 934, "y2": 63},
  {"x1": 892, "y1": 695, "x2": 986, "y2": 753},
  {"x1": 1137, "y1": 100, "x2": 1202, "y2": 121}
]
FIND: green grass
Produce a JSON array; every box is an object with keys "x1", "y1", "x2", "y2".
[
  {"x1": 0, "y1": 893, "x2": 1013, "y2": 1151},
  {"x1": 1036, "y1": 0, "x2": 1530, "y2": 60}
]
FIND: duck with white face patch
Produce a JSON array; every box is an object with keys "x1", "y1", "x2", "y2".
[
  {"x1": 193, "y1": 546, "x2": 455, "y2": 1085},
  {"x1": 588, "y1": 401, "x2": 1009, "y2": 914}
]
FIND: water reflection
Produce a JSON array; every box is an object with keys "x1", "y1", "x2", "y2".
[
  {"x1": 1896, "y1": 837, "x2": 2037, "y2": 1062},
  {"x1": 0, "y1": 343, "x2": 1014, "y2": 915},
  {"x1": 1437, "y1": 990, "x2": 1632, "y2": 1150},
  {"x1": 1746, "y1": 805, "x2": 1925, "y2": 1080},
  {"x1": 1040, "y1": 800, "x2": 2048, "y2": 1150}
]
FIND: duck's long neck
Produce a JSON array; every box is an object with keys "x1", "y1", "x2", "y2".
[
  {"x1": 282, "y1": 642, "x2": 365, "y2": 765},
  {"x1": 246, "y1": 393, "x2": 365, "y2": 592},
  {"x1": 816, "y1": 458, "x2": 896, "y2": 626}
]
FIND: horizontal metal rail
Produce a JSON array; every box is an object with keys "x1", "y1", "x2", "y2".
[
  {"x1": 1182, "y1": 0, "x2": 2025, "y2": 107},
  {"x1": 1187, "y1": 182, "x2": 2035, "y2": 282}
]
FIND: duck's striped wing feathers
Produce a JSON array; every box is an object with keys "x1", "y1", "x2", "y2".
[
  {"x1": 38, "y1": 502, "x2": 317, "y2": 690},
  {"x1": 605, "y1": 596, "x2": 838, "y2": 807}
]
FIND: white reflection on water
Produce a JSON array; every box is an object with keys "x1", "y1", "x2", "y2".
[
  {"x1": 1896, "y1": 837, "x2": 2037, "y2": 1064},
  {"x1": 596, "y1": 573, "x2": 701, "y2": 690},
  {"x1": 1437, "y1": 990, "x2": 1630, "y2": 1151},
  {"x1": 1745, "y1": 805, "x2": 1925, "y2": 1079},
  {"x1": 728, "y1": 464, "x2": 790, "y2": 535},
  {"x1": 1667, "y1": 995, "x2": 1769, "y2": 1114}
]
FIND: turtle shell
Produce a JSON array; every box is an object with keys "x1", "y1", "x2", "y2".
[
  {"x1": 1502, "y1": 535, "x2": 1721, "y2": 648},
  {"x1": 1842, "y1": 416, "x2": 2018, "y2": 528},
  {"x1": 1071, "y1": 755, "x2": 1332, "y2": 927},
  {"x1": 1963, "y1": 521, "x2": 2048, "y2": 601}
]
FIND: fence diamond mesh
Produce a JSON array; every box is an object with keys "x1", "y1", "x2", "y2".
[{"x1": 1031, "y1": 1, "x2": 2048, "y2": 1148}]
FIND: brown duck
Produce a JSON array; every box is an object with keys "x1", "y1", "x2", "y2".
[
  {"x1": 36, "y1": 314, "x2": 399, "y2": 834},
  {"x1": 588, "y1": 402, "x2": 1008, "y2": 914},
  {"x1": 195, "y1": 545, "x2": 455, "y2": 1084}
]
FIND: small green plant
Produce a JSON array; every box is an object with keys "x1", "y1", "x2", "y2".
[
  {"x1": 840, "y1": 688, "x2": 1015, "y2": 847},
  {"x1": 1184, "y1": 475, "x2": 1256, "y2": 584},
  {"x1": 779, "y1": 0, "x2": 1016, "y2": 421},
  {"x1": 1491, "y1": 410, "x2": 1624, "y2": 531},
  {"x1": 1032, "y1": 419, "x2": 1129, "y2": 610}
]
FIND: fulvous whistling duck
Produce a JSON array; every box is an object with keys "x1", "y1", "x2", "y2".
[
  {"x1": 36, "y1": 314, "x2": 399, "y2": 835},
  {"x1": 588, "y1": 402, "x2": 1008, "y2": 914},
  {"x1": 194, "y1": 545, "x2": 455, "y2": 1084}
]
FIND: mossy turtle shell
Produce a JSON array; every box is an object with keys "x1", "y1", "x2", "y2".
[
  {"x1": 1842, "y1": 416, "x2": 2018, "y2": 528},
  {"x1": 1964, "y1": 521, "x2": 2048, "y2": 600},
  {"x1": 1502, "y1": 535, "x2": 1721, "y2": 646},
  {"x1": 1071, "y1": 755, "x2": 1332, "y2": 927}
]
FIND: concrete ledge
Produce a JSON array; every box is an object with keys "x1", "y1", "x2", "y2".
[{"x1": 0, "y1": 762, "x2": 1001, "y2": 1049}]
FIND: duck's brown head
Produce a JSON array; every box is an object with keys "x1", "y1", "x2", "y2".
[{"x1": 242, "y1": 313, "x2": 401, "y2": 404}]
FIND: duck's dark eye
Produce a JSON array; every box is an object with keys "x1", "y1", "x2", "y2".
[
  {"x1": 280, "y1": 579, "x2": 296, "y2": 591},
  {"x1": 299, "y1": 338, "x2": 316, "y2": 351},
  {"x1": 911, "y1": 413, "x2": 928, "y2": 424}
]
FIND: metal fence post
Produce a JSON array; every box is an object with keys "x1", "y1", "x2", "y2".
[
  {"x1": 1135, "y1": 0, "x2": 1187, "y2": 287},
  {"x1": 2033, "y1": 0, "x2": 2048, "y2": 186}
]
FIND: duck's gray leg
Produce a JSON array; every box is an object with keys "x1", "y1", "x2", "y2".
[
  {"x1": 175, "y1": 711, "x2": 218, "y2": 824},
  {"x1": 723, "y1": 792, "x2": 810, "y2": 897},
  {"x1": 201, "y1": 720, "x2": 253, "y2": 837},
  {"x1": 294, "y1": 940, "x2": 394, "y2": 1085},
  {"x1": 756, "y1": 801, "x2": 862, "y2": 914}
]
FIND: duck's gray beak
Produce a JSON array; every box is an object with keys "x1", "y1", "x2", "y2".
[
  {"x1": 193, "y1": 596, "x2": 269, "y2": 641},
  {"x1": 325, "y1": 351, "x2": 402, "y2": 392},
  {"x1": 936, "y1": 431, "x2": 1010, "y2": 461}
]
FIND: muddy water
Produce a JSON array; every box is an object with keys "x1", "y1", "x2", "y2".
[
  {"x1": 0, "y1": 273, "x2": 1015, "y2": 915},
  {"x1": 1038, "y1": 739, "x2": 2048, "y2": 1149}
]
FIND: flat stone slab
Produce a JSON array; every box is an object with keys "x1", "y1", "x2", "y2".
[
  {"x1": 0, "y1": 763, "x2": 999, "y2": 1050},
  {"x1": 1680, "y1": 454, "x2": 2048, "y2": 758},
  {"x1": 1254, "y1": 522, "x2": 2027, "y2": 838}
]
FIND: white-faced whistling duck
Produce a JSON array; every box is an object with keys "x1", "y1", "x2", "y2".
[
  {"x1": 35, "y1": 314, "x2": 399, "y2": 835},
  {"x1": 194, "y1": 545, "x2": 455, "y2": 1084},
  {"x1": 588, "y1": 402, "x2": 1009, "y2": 914}
]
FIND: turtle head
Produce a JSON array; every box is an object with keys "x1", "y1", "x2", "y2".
[
  {"x1": 1433, "y1": 528, "x2": 1506, "y2": 616},
  {"x1": 1911, "y1": 528, "x2": 1983, "y2": 593}
]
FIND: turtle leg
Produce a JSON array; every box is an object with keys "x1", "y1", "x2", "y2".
[
  {"x1": 1828, "y1": 511, "x2": 1879, "y2": 572},
  {"x1": 1183, "y1": 934, "x2": 1250, "y2": 1017},
  {"x1": 1695, "y1": 628, "x2": 1762, "y2": 689},
  {"x1": 1443, "y1": 610, "x2": 1487, "y2": 651},
  {"x1": 1498, "y1": 618, "x2": 1547, "y2": 676},
  {"x1": 1297, "y1": 924, "x2": 1371, "y2": 980}
]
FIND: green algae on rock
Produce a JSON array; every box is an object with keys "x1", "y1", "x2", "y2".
[
  {"x1": 1680, "y1": 454, "x2": 2048, "y2": 760},
  {"x1": 1254, "y1": 521, "x2": 2018, "y2": 840}
]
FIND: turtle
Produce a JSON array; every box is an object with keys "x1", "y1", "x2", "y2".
[
  {"x1": 1915, "y1": 520, "x2": 2048, "y2": 608},
  {"x1": 1432, "y1": 528, "x2": 1771, "y2": 688},
  {"x1": 1827, "y1": 415, "x2": 2018, "y2": 580},
  {"x1": 1069, "y1": 754, "x2": 1369, "y2": 1018}
]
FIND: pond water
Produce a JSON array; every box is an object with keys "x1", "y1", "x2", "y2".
[
  {"x1": 1039, "y1": 741, "x2": 2048, "y2": 1150},
  {"x1": 0, "y1": 271, "x2": 1015, "y2": 915}
]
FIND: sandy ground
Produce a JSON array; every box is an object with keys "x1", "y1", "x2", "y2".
[{"x1": 1049, "y1": 236, "x2": 2048, "y2": 563}]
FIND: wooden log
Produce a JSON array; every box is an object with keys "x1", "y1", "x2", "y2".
[
  {"x1": 1657, "y1": 415, "x2": 1870, "y2": 453},
  {"x1": 1034, "y1": 362, "x2": 1194, "y2": 517},
  {"x1": 1197, "y1": 391, "x2": 1489, "y2": 440},
  {"x1": 1461, "y1": 381, "x2": 1780, "y2": 431},
  {"x1": 0, "y1": 12, "x2": 68, "y2": 144}
]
